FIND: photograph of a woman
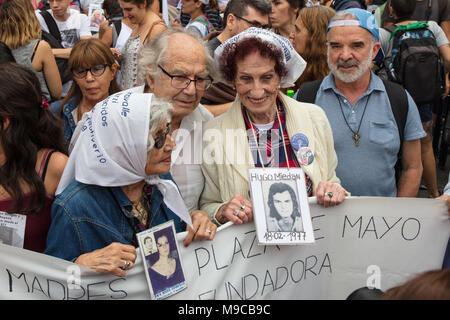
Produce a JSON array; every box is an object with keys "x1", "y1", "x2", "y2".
[
  {"x1": 265, "y1": 182, "x2": 304, "y2": 232},
  {"x1": 145, "y1": 227, "x2": 185, "y2": 298}
]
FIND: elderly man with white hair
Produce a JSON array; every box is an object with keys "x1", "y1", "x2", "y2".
[{"x1": 136, "y1": 27, "x2": 218, "y2": 245}]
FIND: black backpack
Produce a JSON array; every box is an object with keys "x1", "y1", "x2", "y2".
[
  {"x1": 383, "y1": 22, "x2": 443, "y2": 106},
  {"x1": 296, "y1": 78, "x2": 409, "y2": 183},
  {"x1": 39, "y1": 9, "x2": 72, "y2": 85},
  {"x1": 109, "y1": 16, "x2": 123, "y2": 48},
  {"x1": 330, "y1": 0, "x2": 367, "y2": 11}
]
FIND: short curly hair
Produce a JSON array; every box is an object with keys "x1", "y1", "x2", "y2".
[{"x1": 218, "y1": 36, "x2": 288, "y2": 83}]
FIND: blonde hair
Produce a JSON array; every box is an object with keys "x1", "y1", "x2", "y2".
[{"x1": 0, "y1": 0, "x2": 42, "y2": 49}]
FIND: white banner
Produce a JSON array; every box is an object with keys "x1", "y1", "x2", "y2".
[{"x1": 0, "y1": 197, "x2": 448, "y2": 300}]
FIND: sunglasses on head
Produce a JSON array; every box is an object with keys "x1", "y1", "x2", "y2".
[{"x1": 154, "y1": 122, "x2": 171, "y2": 149}]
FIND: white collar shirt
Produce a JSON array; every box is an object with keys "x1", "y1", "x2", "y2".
[{"x1": 171, "y1": 104, "x2": 213, "y2": 212}]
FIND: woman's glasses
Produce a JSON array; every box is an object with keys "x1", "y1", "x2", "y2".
[
  {"x1": 154, "y1": 122, "x2": 171, "y2": 149},
  {"x1": 72, "y1": 64, "x2": 108, "y2": 79}
]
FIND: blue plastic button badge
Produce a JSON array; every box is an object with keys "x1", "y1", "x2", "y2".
[
  {"x1": 291, "y1": 133, "x2": 309, "y2": 151},
  {"x1": 297, "y1": 147, "x2": 314, "y2": 166}
]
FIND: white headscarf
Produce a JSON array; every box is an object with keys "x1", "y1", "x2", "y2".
[
  {"x1": 57, "y1": 91, "x2": 192, "y2": 228},
  {"x1": 214, "y1": 27, "x2": 307, "y2": 88}
]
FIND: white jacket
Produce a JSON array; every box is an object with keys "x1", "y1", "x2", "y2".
[{"x1": 200, "y1": 92, "x2": 342, "y2": 224}]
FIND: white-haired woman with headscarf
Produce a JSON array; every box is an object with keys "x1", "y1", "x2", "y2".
[
  {"x1": 200, "y1": 28, "x2": 348, "y2": 227},
  {"x1": 45, "y1": 92, "x2": 211, "y2": 277}
]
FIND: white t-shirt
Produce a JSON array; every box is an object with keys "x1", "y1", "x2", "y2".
[
  {"x1": 36, "y1": 8, "x2": 92, "y2": 49},
  {"x1": 36, "y1": 8, "x2": 91, "y2": 96}
]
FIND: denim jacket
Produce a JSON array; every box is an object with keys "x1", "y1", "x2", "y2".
[
  {"x1": 44, "y1": 174, "x2": 186, "y2": 262},
  {"x1": 50, "y1": 98, "x2": 78, "y2": 146}
]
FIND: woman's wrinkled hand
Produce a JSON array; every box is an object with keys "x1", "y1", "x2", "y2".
[
  {"x1": 314, "y1": 181, "x2": 346, "y2": 208},
  {"x1": 74, "y1": 242, "x2": 136, "y2": 277},
  {"x1": 215, "y1": 194, "x2": 253, "y2": 225},
  {"x1": 184, "y1": 210, "x2": 218, "y2": 247}
]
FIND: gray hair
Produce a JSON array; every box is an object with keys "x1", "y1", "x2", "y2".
[
  {"x1": 137, "y1": 27, "x2": 217, "y2": 86},
  {"x1": 326, "y1": 11, "x2": 377, "y2": 44},
  {"x1": 147, "y1": 96, "x2": 172, "y2": 152}
]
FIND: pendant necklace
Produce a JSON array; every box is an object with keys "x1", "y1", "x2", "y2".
[
  {"x1": 246, "y1": 107, "x2": 290, "y2": 169},
  {"x1": 334, "y1": 92, "x2": 370, "y2": 147}
]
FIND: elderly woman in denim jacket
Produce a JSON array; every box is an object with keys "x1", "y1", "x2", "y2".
[{"x1": 45, "y1": 92, "x2": 216, "y2": 277}]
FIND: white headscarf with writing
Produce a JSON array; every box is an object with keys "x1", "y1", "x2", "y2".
[{"x1": 56, "y1": 91, "x2": 192, "y2": 228}]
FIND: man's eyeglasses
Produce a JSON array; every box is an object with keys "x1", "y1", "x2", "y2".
[
  {"x1": 233, "y1": 14, "x2": 271, "y2": 30},
  {"x1": 71, "y1": 64, "x2": 108, "y2": 79},
  {"x1": 158, "y1": 65, "x2": 212, "y2": 91},
  {"x1": 154, "y1": 122, "x2": 171, "y2": 149}
]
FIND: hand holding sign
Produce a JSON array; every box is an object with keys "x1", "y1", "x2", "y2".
[
  {"x1": 315, "y1": 181, "x2": 346, "y2": 208},
  {"x1": 75, "y1": 242, "x2": 137, "y2": 278},
  {"x1": 216, "y1": 194, "x2": 253, "y2": 225}
]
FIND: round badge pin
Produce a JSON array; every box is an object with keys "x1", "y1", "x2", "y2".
[
  {"x1": 297, "y1": 147, "x2": 314, "y2": 166},
  {"x1": 291, "y1": 133, "x2": 309, "y2": 151}
]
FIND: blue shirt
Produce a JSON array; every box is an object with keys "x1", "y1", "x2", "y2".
[
  {"x1": 44, "y1": 174, "x2": 186, "y2": 262},
  {"x1": 315, "y1": 72, "x2": 425, "y2": 196},
  {"x1": 50, "y1": 98, "x2": 78, "y2": 146}
]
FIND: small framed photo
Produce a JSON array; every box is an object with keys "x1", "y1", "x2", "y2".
[
  {"x1": 249, "y1": 167, "x2": 315, "y2": 245},
  {"x1": 88, "y1": 3, "x2": 106, "y2": 33},
  {"x1": 0, "y1": 211, "x2": 26, "y2": 248},
  {"x1": 137, "y1": 220, "x2": 187, "y2": 300}
]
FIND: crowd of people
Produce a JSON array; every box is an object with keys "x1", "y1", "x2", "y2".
[{"x1": 0, "y1": 0, "x2": 449, "y2": 299}]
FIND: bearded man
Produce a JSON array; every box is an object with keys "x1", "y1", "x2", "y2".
[{"x1": 298, "y1": 8, "x2": 425, "y2": 197}]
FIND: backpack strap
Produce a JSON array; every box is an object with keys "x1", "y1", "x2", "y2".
[
  {"x1": 382, "y1": 80, "x2": 409, "y2": 183},
  {"x1": 114, "y1": 19, "x2": 122, "y2": 36},
  {"x1": 297, "y1": 78, "x2": 408, "y2": 141},
  {"x1": 31, "y1": 39, "x2": 41, "y2": 62},
  {"x1": 382, "y1": 80, "x2": 408, "y2": 144},
  {"x1": 39, "y1": 9, "x2": 62, "y2": 44},
  {"x1": 296, "y1": 79, "x2": 324, "y2": 104},
  {"x1": 39, "y1": 149, "x2": 56, "y2": 182},
  {"x1": 111, "y1": 20, "x2": 122, "y2": 48},
  {"x1": 425, "y1": 0, "x2": 432, "y2": 22}
]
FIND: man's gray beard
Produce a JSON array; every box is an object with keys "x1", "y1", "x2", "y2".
[{"x1": 327, "y1": 46, "x2": 373, "y2": 83}]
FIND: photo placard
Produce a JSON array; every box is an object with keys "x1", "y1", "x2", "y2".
[
  {"x1": 0, "y1": 211, "x2": 26, "y2": 249},
  {"x1": 88, "y1": 3, "x2": 106, "y2": 33},
  {"x1": 249, "y1": 167, "x2": 315, "y2": 245},
  {"x1": 137, "y1": 220, "x2": 187, "y2": 300}
]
